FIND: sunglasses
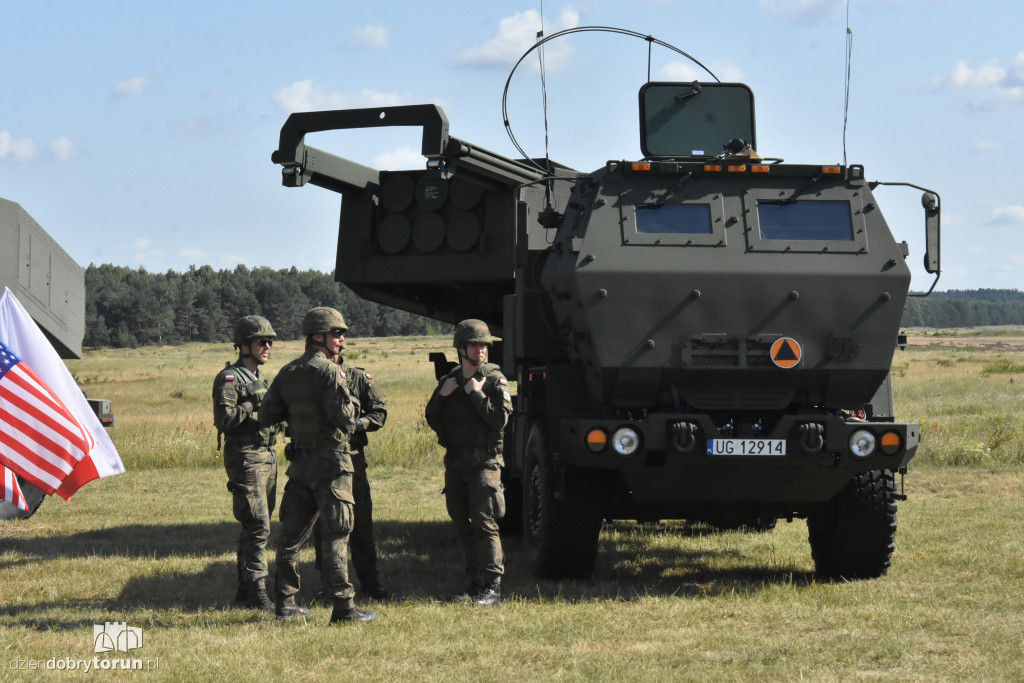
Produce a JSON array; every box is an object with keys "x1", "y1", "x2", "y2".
[
  {"x1": 252, "y1": 338, "x2": 274, "y2": 347},
  {"x1": 328, "y1": 329, "x2": 346, "y2": 338}
]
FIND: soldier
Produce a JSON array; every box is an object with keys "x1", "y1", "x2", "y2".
[
  {"x1": 212, "y1": 315, "x2": 280, "y2": 612},
  {"x1": 313, "y1": 353, "x2": 389, "y2": 602},
  {"x1": 425, "y1": 319, "x2": 512, "y2": 606},
  {"x1": 259, "y1": 307, "x2": 377, "y2": 623}
]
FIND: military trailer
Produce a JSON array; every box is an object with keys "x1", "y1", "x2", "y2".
[
  {"x1": 271, "y1": 71, "x2": 939, "y2": 580},
  {"x1": 0, "y1": 198, "x2": 114, "y2": 520}
]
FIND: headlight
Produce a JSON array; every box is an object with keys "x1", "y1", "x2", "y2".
[
  {"x1": 612, "y1": 427, "x2": 641, "y2": 457},
  {"x1": 849, "y1": 429, "x2": 877, "y2": 458}
]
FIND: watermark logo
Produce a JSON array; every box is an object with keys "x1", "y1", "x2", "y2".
[
  {"x1": 7, "y1": 621, "x2": 157, "y2": 674},
  {"x1": 93, "y1": 622, "x2": 143, "y2": 653}
]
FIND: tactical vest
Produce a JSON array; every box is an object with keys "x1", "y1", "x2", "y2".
[
  {"x1": 273, "y1": 353, "x2": 351, "y2": 451},
  {"x1": 437, "y1": 362, "x2": 505, "y2": 460},
  {"x1": 216, "y1": 361, "x2": 277, "y2": 451}
]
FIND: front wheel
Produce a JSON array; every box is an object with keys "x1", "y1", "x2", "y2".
[
  {"x1": 807, "y1": 469, "x2": 899, "y2": 580},
  {"x1": 522, "y1": 424, "x2": 603, "y2": 579}
]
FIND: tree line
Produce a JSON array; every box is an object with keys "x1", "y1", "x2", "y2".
[
  {"x1": 902, "y1": 289, "x2": 1024, "y2": 328},
  {"x1": 83, "y1": 264, "x2": 1024, "y2": 348},
  {"x1": 84, "y1": 264, "x2": 445, "y2": 348}
]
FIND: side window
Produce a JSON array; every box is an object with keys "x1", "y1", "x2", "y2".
[{"x1": 635, "y1": 204, "x2": 713, "y2": 235}]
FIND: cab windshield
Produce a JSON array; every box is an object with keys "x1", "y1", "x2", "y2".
[{"x1": 757, "y1": 200, "x2": 854, "y2": 241}]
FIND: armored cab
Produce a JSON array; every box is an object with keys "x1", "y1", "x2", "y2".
[{"x1": 272, "y1": 80, "x2": 940, "y2": 580}]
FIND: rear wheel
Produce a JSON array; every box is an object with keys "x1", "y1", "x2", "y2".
[
  {"x1": 522, "y1": 423, "x2": 603, "y2": 579},
  {"x1": 0, "y1": 477, "x2": 46, "y2": 520},
  {"x1": 807, "y1": 469, "x2": 898, "y2": 580}
]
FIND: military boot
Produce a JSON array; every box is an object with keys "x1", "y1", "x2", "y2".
[
  {"x1": 275, "y1": 598, "x2": 311, "y2": 621},
  {"x1": 450, "y1": 580, "x2": 483, "y2": 603},
  {"x1": 242, "y1": 579, "x2": 275, "y2": 613},
  {"x1": 329, "y1": 602, "x2": 378, "y2": 624},
  {"x1": 472, "y1": 582, "x2": 501, "y2": 606}
]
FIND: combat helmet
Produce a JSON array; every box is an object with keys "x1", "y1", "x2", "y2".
[
  {"x1": 453, "y1": 319, "x2": 500, "y2": 348},
  {"x1": 302, "y1": 307, "x2": 348, "y2": 336},
  {"x1": 233, "y1": 315, "x2": 276, "y2": 346}
]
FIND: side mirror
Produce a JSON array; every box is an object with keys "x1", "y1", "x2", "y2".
[{"x1": 921, "y1": 192, "x2": 940, "y2": 275}]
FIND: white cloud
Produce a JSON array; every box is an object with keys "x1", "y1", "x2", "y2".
[
  {"x1": 133, "y1": 238, "x2": 151, "y2": 250},
  {"x1": 950, "y1": 52, "x2": 1024, "y2": 111},
  {"x1": 50, "y1": 136, "x2": 75, "y2": 160},
  {"x1": 991, "y1": 205, "x2": 1024, "y2": 223},
  {"x1": 113, "y1": 76, "x2": 152, "y2": 99},
  {"x1": 373, "y1": 145, "x2": 424, "y2": 170},
  {"x1": 179, "y1": 248, "x2": 204, "y2": 261},
  {"x1": 975, "y1": 141, "x2": 1000, "y2": 152},
  {"x1": 759, "y1": 0, "x2": 843, "y2": 24},
  {"x1": 452, "y1": 8, "x2": 579, "y2": 69},
  {"x1": 273, "y1": 80, "x2": 412, "y2": 113},
  {"x1": 1006, "y1": 254, "x2": 1024, "y2": 266},
  {"x1": 952, "y1": 59, "x2": 1006, "y2": 88},
  {"x1": 347, "y1": 25, "x2": 390, "y2": 50},
  {"x1": 0, "y1": 131, "x2": 37, "y2": 162}
]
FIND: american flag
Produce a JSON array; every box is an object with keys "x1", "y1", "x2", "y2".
[
  {"x1": 0, "y1": 338, "x2": 95, "y2": 497},
  {"x1": 2, "y1": 464, "x2": 28, "y2": 512}
]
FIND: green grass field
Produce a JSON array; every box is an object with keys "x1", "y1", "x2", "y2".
[{"x1": 2, "y1": 334, "x2": 1023, "y2": 681}]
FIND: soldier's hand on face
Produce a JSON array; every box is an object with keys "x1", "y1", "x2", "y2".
[
  {"x1": 439, "y1": 377, "x2": 459, "y2": 397},
  {"x1": 464, "y1": 376, "x2": 484, "y2": 394}
]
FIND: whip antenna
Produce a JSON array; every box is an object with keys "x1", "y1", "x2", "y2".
[{"x1": 843, "y1": 0, "x2": 853, "y2": 166}]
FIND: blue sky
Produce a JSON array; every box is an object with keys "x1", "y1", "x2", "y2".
[{"x1": 2, "y1": 0, "x2": 1022, "y2": 292}]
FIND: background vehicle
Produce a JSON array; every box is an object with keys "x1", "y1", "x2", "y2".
[
  {"x1": 0, "y1": 198, "x2": 114, "y2": 520},
  {"x1": 270, "y1": 39, "x2": 940, "y2": 580}
]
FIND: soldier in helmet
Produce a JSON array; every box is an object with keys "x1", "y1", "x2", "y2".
[
  {"x1": 259, "y1": 307, "x2": 377, "y2": 624},
  {"x1": 212, "y1": 315, "x2": 281, "y2": 612},
  {"x1": 425, "y1": 319, "x2": 513, "y2": 606},
  {"x1": 311, "y1": 349, "x2": 389, "y2": 602}
]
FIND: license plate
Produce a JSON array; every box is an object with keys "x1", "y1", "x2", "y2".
[{"x1": 707, "y1": 438, "x2": 786, "y2": 456}]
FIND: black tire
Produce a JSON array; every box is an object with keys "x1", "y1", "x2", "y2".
[
  {"x1": 807, "y1": 469, "x2": 898, "y2": 580},
  {"x1": 0, "y1": 476, "x2": 46, "y2": 521},
  {"x1": 522, "y1": 424, "x2": 603, "y2": 579},
  {"x1": 498, "y1": 467, "x2": 523, "y2": 537}
]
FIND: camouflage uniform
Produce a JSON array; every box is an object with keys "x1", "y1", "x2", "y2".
[
  {"x1": 259, "y1": 347, "x2": 361, "y2": 613},
  {"x1": 212, "y1": 359, "x2": 278, "y2": 588},
  {"x1": 425, "y1": 360, "x2": 512, "y2": 592},
  {"x1": 314, "y1": 361, "x2": 388, "y2": 594}
]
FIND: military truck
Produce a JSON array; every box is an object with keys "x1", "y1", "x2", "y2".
[
  {"x1": 0, "y1": 198, "x2": 114, "y2": 520},
  {"x1": 271, "y1": 58, "x2": 939, "y2": 580}
]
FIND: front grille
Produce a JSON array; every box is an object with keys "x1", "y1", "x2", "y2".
[
  {"x1": 686, "y1": 338, "x2": 781, "y2": 368},
  {"x1": 690, "y1": 338, "x2": 740, "y2": 367}
]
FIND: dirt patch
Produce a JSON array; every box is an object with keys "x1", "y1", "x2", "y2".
[{"x1": 906, "y1": 336, "x2": 1024, "y2": 350}]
